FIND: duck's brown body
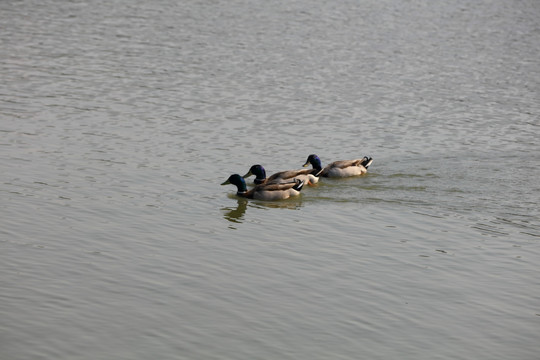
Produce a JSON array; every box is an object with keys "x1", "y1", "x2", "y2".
[
  {"x1": 222, "y1": 174, "x2": 305, "y2": 201},
  {"x1": 303, "y1": 155, "x2": 373, "y2": 178}
]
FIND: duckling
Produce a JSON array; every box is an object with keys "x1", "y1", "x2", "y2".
[
  {"x1": 221, "y1": 174, "x2": 305, "y2": 201},
  {"x1": 243, "y1": 164, "x2": 320, "y2": 185},
  {"x1": 303, "y1": 154, "x2": 373, "y2": 178}
]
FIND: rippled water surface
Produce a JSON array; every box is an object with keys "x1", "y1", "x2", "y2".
[{"x1": 1, "y1": 0, "x2": 539, "y2": 359}]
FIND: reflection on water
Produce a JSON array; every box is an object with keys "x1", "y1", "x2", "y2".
[
  {"x1": 222, "y1": 196, "x2": 304, "y2": 228},
  {"x1": 222, "y1": 198, "x2": 248, "y2": 228},
  {"x1": 251, "y1": 198, "x2": 304, "y2": 210}
]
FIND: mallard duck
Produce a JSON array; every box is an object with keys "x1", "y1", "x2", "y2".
[
  {"x1": 221, "y1": 174, "x2": 305, "y2": 200},
  {"x1": 242, "y1": 164, "x2": 320, "y2": 185},
  {"x1": 303, "y1": 154, "x2": 373, "y2": 178}
]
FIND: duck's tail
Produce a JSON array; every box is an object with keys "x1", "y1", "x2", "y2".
[
  {"x1": 293, "y1": 178, "x2": 305, "y2": 192},
  {"x1": 361, "y1": 156, "x2": 373, "y2": 169}
]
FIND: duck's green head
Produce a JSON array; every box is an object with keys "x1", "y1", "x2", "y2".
[
  {"x1": 243, "y1": 164, "x2": 266, "y2": 183},
  {"x1": 303, "y1": 154, "x2": 322, "y2": 170},
  {"x1": 221, "y1": 174, "x2": 247, "y2": 193}
]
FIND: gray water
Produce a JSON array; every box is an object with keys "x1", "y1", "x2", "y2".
[{"x1": 1, "y1": 0, "x2": 539, "y2": 359}]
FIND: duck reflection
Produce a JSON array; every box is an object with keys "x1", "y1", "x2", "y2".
[
  {"x1": 222, "y1": 196, "x2": 303, "y2": 227},
  {"x1": 222, "y1": 198, "x2": 249, "y2": 224}
]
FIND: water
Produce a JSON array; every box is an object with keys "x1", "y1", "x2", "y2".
[{"x1": 1, "y1": 0, "x2": 539, "y2": 359}]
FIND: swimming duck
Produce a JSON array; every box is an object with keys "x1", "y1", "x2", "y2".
[
  {"x1": 303, "y1": 154, "x2": 373, "y2": 178},
  {"x1": 221, "y1": 174, "x2": 305, "y2": 200},
  {"x1": 243, "y1": 164, "x2": 320, "y2": 185}
]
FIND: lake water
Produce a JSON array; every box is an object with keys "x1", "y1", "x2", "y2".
[{"x1": 1, "y1": 0, "x2": 539, "y2": 359}]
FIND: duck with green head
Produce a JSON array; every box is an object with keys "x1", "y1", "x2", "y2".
[
  {"x1": 242, "y1": 164, "x2": 320, "y2": 185},
  {"x1": 303, "y1": 154, "x2": 373, "y2": 178},
  {"x1": 221, "y1": 174, "x2": 305, "y2": 201}
]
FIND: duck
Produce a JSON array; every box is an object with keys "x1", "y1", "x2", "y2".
[
  {"x1": 242, "y1": 164, "x2": 320, "y2": 185},
  {"x1": 221, "y1": 174, "x2": 305, "y2": 200},
  {"x1": 303, "y1": 154, "x2": 373, "y2": 178}
]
